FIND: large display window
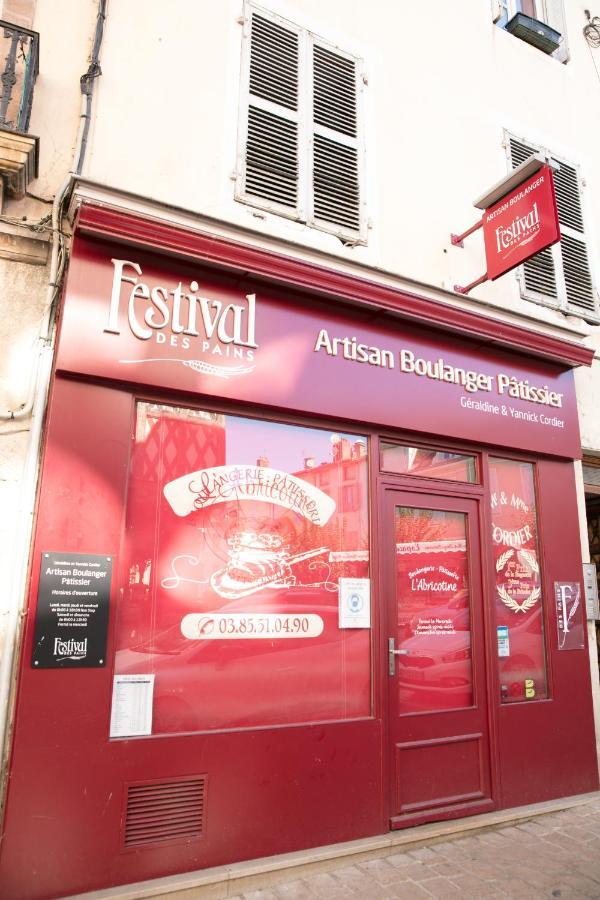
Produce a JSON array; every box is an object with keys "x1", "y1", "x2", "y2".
[
  {"x1": 113, "y1": 403, "x2": 371, "y2": 734},
  {"x1": 489, "y1": 457, "x2": 548, "y2": 703}
]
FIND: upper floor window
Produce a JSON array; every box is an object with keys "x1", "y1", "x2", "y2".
[
  {"x1": 236, "y1": 4, "x2": 366, "y2": 245},
  {"x1": 507, "y1": 135, "x2": 598, "y2": 323},
  {"x1": 494, "y1": 1, "x2": 569, "y2": 62}
]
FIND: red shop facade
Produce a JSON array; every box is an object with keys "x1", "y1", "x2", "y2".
[{"x1": 0, "y1": 202, "x2": 598, "y2": 899}]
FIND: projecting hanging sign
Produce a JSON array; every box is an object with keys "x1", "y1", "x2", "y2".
[
  {"x1": 482, "y1": 166, "x2": 560, "y2": 281},
  {"x1": 451, "y1": 155, "x2": 561, "y2": 294}
]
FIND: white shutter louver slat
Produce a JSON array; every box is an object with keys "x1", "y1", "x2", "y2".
[
  {"x1": 509, "y1": 138, "x2": 558, "y2": 301},
  {"x1": 313, "y1": 46, "x2": 357, "y2": 138},
  {"x1": 561, "y1": 233, "x2": 595, "y2": 313},
  {"x1": 313, "y1": 134, "x2": 360, "y2": 230},
  {"x1": 523, "y1": 246, "x2": 558, "y2": 298},
  {"x1": 243, "y1": 12, "x2": 299, "y2": 212},
  {"x1": 312, "y1": 44, "x2": 361, "y2": 234},
  {"x1": 249, "y1": 15, "x2": 298, "y2": 110},
  {"x1": 246, "y1": 106, "x2": 298, "y2": 207},
  {"x1": 553, "y1": 161, "x2": 584, "y2": 233}
]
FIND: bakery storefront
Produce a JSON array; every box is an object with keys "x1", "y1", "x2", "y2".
[{"x1": 1, "y1": 202, "x2": 598, "y2": 899}]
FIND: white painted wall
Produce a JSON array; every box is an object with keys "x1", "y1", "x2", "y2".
[{"x1": 86, "y1": 1, "x2": 600, "y2": 332}]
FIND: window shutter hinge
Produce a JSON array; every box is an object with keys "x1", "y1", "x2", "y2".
[
  {"x1": 237, "y1": 16, "x2": 246, "y2": 25},
  {"x1": 361, "y1": 73, "x2": 368, "y2": 86}
]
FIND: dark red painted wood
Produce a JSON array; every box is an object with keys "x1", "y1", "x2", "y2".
[
  {"x1": 495, "y1": 457, "x2": 599, "y2": 807},
  {"x1": 0, "y1": 378, "x2": 384, "y2": 900},
  {"x1": 54, "y1": 235, "x2": 582, "y2": 459},
  {"x1": 383, "y1": 490, "x2": 494, "y2": 827},
  {"x1": 74, "y1": 202, "x2": 593, "y2": 369}
]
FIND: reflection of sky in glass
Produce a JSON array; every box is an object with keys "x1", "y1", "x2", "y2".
[{"x1": 224, "y1": 415, "x2": 366, "y2": 472}]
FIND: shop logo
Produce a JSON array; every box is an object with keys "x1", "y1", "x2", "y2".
[
  {"x1": 347, "y1": 593, "x2": 363, "y2": 613},
  {"x1": 495, "y1": 202, "x2": 540, "y2": 259},
  {"x1": 53, "y1": 637, "x2": 88, "y2": 661},
  {"x1": 105, "y1": 259, "x2": 258, "y2": 378}
]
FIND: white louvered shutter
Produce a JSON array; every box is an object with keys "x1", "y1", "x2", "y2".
[
  {"x1": 239, "y1": 11, "x2": 301, "y2": 217},
  {"x1": 508, "y1": 136, "x2": 598, "y2": 320},
  {"x1": 310, "y1": 42, "x2": 362, "y2": 237},
  {"x1": 238, "y1": 5, "x2": 365, "y2": 243}
]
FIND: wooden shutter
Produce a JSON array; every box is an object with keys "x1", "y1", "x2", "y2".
[
  {"x1": 509, "y1": 138, "x2": 558, "y2": 301},
  {"x1": 509, "y1": 136, "x2": 597, "y2": 319},
  {"x1": 241, "y1": 11, "x2": 300, "y2": 214},
  {"x1": 311, "y1": 43, "x2": 361, "y2": 234}
]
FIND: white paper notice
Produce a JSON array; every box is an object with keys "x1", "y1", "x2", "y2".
[
  {"x1": 109, "y1": 674, "x2": 155, "y2": 737},
  {"x1": 339, "y1": 578, "x2": 371, "y2": 629}
]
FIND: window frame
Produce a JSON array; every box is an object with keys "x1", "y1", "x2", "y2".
[
  {"x1": 235, "y1": 1, "x2": 368, "y2": 245},
  {"x1": 493, "y1": 0, "x2": 569, "y2": 62},
  {"x1": 504, "y1": 131, "x2": 599, "y2": 323}
]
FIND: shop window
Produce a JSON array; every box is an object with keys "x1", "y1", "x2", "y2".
[
  {"x1": 112, "y1": 403, "x2": 371, "y2": 736},
  {"x1": 236, "y1": 3, "x2": 367, "y2": 244},
  {"x1": 489, "y1": 458, "x2": 548, "y2": 703},
  {"x1": 493, "y1": 1, "x2": 569, "y2": 61},
  {"x1": 507, "y1": 136, "x2": 598, "y2": 322},
  {"x1": 380, "y1": 442, "x2": 478, "y2": 483}
]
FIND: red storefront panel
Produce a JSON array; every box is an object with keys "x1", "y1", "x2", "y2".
[
  {"x1": 55, "y1": 234, "x2": 580, "y2": 459},
  {"x1": 0, "y1": 215, "x2": 597, "y2": 900}
]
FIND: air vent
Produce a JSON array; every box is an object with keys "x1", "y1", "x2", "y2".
[{"x1": 123, "y1": 776, "x2": 206, "y2": 849}]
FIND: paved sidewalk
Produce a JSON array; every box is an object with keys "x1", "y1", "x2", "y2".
[{"x1": 230, "y1": 797, "x2": 600, "y2": 899}]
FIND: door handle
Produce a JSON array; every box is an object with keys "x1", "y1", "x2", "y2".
[{"x1": 388, "y1": 637, "x2": 409, "y2": 676}]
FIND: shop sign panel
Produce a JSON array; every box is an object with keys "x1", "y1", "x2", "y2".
[
  {"x1": 56, "y1": 236, "x2": 580, "y2": 458},
  {"x1": 32, "y1": 552, "x2": 112, "y2": 668},
  {"x1": 483, "y1": 165, "x2": 560, "y2": 280},
  {"x1": 555, "y1": 581, "x2": 585, "y2": 650}
]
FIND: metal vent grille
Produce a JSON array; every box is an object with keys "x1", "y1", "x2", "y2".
[
  {"x1": 313, "y1": 45, "x2": 357, "y2": 137},
  {"x1": 246, "y1": 105, "x2": 298, "y2": 207},
  {"x1": 562, "y1": 233, "x2": 595, "y2": 311},
  {"x1": 313, "y1": 134, "x2": 360, "y2": 230},
  {"x1": 250, "y1": 14, "x2": 298, "y2": 110},
  {"x1": 554, "y1": 161, "x2": 584, "y2": 233},
  {"x1": 124, "y1": 777, "x2": 206, "y2": 849}
]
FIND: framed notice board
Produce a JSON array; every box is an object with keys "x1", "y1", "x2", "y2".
[{"x1": 32, "y1": 552, "x2": 112, "y2": 668}]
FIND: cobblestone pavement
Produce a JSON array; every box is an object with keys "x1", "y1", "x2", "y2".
[{"x1": 230, "y1": 797, "x2": 600, "y2": 899}]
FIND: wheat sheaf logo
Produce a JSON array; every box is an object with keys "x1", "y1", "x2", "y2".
[{"x1": 495, "y1": 548, "x2": 541, "y2": 614}]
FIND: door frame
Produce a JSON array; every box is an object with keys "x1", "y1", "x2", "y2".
[{"x1": 376, "y1": 468, "x2": 501, "y2": 829}]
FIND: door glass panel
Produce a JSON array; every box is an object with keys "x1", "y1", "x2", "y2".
[
  {"x1": 395, "y1": 506, "x2": 473, "y2": 714},
  {"x1": 489, "y1": 458, "x2": 548, "y2": 703},
  {"x1": 381, "y1": 443, "x2": 477, "y2": 483}
]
